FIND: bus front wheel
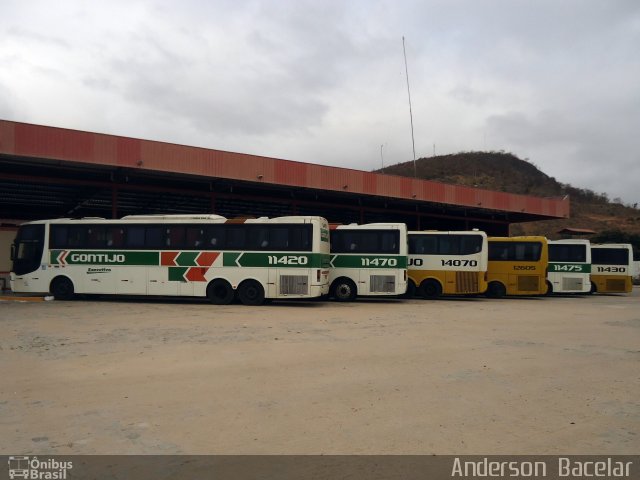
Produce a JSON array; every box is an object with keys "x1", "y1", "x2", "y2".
[
  {"x1": 420, "y1": 279, "x2": 442, "y2": 299},
  {"x1": 207, "y1": 279, "x2": 234, "y2": 305},
  {"x1": 486, "y1": 281, "x2": 506, "y2": 298},
  {"x1": 238, "y1": 280, "x2": 265, "y2": 306},
  {"x1": 331, "y1": 278, "x2": 357, "y2": 302},
  {"x1": 50, "y1": 276, "x2": 74, "y2": 300}
]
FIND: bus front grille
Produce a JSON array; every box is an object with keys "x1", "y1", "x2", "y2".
[
  {"x1": 562, "y1": 277, "x2": 584, "y2": 291},
  {"x1": 370, "y1": 275, "x2": 395, "y2": 293},
  {"x1": 517, "y1": 275, "x2": 539, "y2": 292},
  {"x1": 279, "y1": 275, "x2": 309, "y2": 295},
  {"x1": 455, "y1": 271, "x2": 479, "y2": 293},
  {"x1": 606, "y1": 279, "x2": 626, "y2": 292}
]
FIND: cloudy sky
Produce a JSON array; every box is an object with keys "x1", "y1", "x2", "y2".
[{"x1": 2, "y1": 0, "x2": 639, "y2": 204}]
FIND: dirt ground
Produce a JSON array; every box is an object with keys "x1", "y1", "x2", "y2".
[{"x1": 1, "y1": 289, "x2": 638, "y2": 455}]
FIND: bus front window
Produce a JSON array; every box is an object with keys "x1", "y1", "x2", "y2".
[{"x1": 11, "y1": 224, "x2": 45, "y2": 276}]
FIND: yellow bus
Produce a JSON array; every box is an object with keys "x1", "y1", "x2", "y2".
[
  {"x1": 407, "y1": 230, "x2": 488, "y2": 298},
  {"x1": 486, "y1": 236, "x2": 548, "y2": 297},
  {"x1": 590, "y1": 244, "x2": 634, "y2": 294}
]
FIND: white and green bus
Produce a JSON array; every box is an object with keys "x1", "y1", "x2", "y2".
[
  {"x1": 546, "y1": 239, "x2": 591, "y2": 294},
  {"x1": 10, "y1": 215, "x2": 331, "y2": 305},
  {"x1": 328, "y1": 223, "x2": 408, "y2": 301}
]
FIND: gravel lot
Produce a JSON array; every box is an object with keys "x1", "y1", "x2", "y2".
[{"x1": 1, "y1": 289, "x2": 638, "y2": 454}]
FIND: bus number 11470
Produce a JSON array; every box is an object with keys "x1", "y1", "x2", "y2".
[{"x1": 361, "y1": 258, "x2": 397, "y2": 267}]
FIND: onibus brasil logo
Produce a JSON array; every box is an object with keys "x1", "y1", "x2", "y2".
[{"x1": 7, "y1": 457, "x2": 72, "y2": 479}]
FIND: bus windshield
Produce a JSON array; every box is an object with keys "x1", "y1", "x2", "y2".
[
  {"x1": 488, "y1": 241, "x2": 542, "y2": 262},
  {"x1": 591, "y1": 248, "x2": 629, "y2": 266},
  {"x1": 549, "y1": 244, "x2": 587, "y2": 263},
  {"x1": 330, "y1": 229, "x2": 400, "y2": 254},
  {"x1": 11, "y1": 224, "x2": 45, "y2": 275}
]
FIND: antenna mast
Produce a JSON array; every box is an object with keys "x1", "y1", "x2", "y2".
[{"x1": 402, "y1": 36, "x2": 417, "y2": 178}]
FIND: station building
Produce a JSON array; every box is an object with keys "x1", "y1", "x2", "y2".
[{"x1": 0, "y1": 120, "x2": 570, "y2": 290}]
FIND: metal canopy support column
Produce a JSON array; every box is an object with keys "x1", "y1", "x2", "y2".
[{"x1": 111, "y1": 186, "x2": 118, "y2": 219}]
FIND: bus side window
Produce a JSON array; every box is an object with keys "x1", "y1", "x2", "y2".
[
  {"x1": 107, "y1": 227, "x2": 124, "y2": 248},
  {"x1": 227, "y1": 227, "x2": 246, "y2": 250},
  {"x1": 166, "y1": 226, "x2": 185, "y2": 248},
  {"x1": 125, "y1": 226, "x2": 145, "y2": 248},
  {"x1": 67, "y1": 226, "x2": 87, "y2": 248},
  {"x1": 87, "y1": 226, "x2": 107, "y2": 248},
  {"x1": 50, "y1": 225, "x2": 68, "y2": 249},
  {"x1": 380, "y1": 231, "x2": 399, "y2": 253},
  {"x1": 343, "y1": 232, "x2": 359, "y2": 252},
  {"x1": 186, "y1": 227, "x2": 203, "y2": 248},
  {"x1": 205, "y1": 225, "x2": 225, "y2": 250},
  {"x1": 247, "y1": 227, "x2": 270, "y2": 249},
  {"x1": 145, "y1": 226, "x2": 165, "y2": 249},
  {"x1": 269, "y1": 227, "x2": 289, "y2": 250},
  {"x1": 422, "y1": 236, "x2": 438, "y2": 255}
]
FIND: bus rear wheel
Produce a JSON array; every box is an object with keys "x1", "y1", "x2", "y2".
[
  {"x1": 50, "y1": 276, "x2": 74, "y2": 300},
  {"x1": 486, "y1": 281, "x2": 506, "y2": 298},
  {"x1": 401, "y1": 280, "x2": 416, "y2": 298},
  {"x1": 238, "y1": 280, "x2": 265, "y2": 306},
  {"x1": 545, "y1": 281, "x2": 554, "y2": 296},
  {"x1": 331, "y1": 278, "x2": 357, "y2": 302},
  {"x1": 207, "y1": 279, "x2": 234, "y2": 305},
  {"x1": 420, "y1": 279, "x2": 442, "y2": 299}
]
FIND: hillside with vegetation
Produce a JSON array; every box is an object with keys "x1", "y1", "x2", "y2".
[{"x1": 376, "y1": 152, "x2": 640, "y2": 249}]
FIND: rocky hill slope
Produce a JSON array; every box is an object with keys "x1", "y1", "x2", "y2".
[{"x1": 376, "y1": 152, "x2": 640, "y2": 241}]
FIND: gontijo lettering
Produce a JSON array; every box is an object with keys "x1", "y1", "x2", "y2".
[{"x1": 70, "y1": 253, "x2": 125, "y2": 263}]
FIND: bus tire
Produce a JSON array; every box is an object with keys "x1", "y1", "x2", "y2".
[
  {"x1": 420, "y1": 279, "x2": 442, "y2": 299},
  {"x1": 401, "y1": 280, "x2": 416, "y2": 298},
  {"x1": 206, "y1": 279, "x2": 234, "y2": 305},
  {"x1": 331, "y1": 278, "x2": 357, "y2": 302},
  {"x1": 486, "y1": 281, "x2": 506, "y2": 298},
  {"x1": 545, "y1": 281, "x2": 553, "y2": 296},
  {"x1": 238, "y1": 280, "x2": 265, "y2": 306},
  {"x1": 50, "y1": 276, "x2": 74, "y2": 300}
]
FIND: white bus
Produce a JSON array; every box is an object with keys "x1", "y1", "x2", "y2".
[
  {"x1": 328, "y1": 223, "x2": 408, "y2": 301},
  {"x1": 10, "y1": 215, "x2": 331, "y2": 305},
  {"x1": 406, "y1": 230, "x2": 488, "y2": 298},
  {"x1": 590, "y1": 243, "x2": 634, "y2": 294},
  {"x1": 546, "y1": 239, "x2": 591, "y2": 294}
]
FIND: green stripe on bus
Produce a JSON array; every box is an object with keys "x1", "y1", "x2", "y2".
[
  {"x1": 176, "y1": 251, "x2": 198, "y2": 266},
  {"x1": 168, "y1": 267, "x2": 188, "y2": 282},
  {"x1": 330, "y1": 254, "x2": 408, "y2": 269},
  {"x1": 49, "y1": 250, "x2": 331, "y2": 269},
  {"x1": 224, "y1": 252, "x2": 329, "y2": 268},
  {"x1": 50, "y1": 250, "x2": 159, "y2": 265},
  {"x1": 548, "y1": 263, "x2": 591, "y2": 273}
]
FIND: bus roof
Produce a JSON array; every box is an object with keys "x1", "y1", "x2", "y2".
[
  {"x1": 408, "y1": 230, "x2": 487, "y2": 237},
  {"x1": 17, "y1": 215, "x2": 328, "y2": 225},
  {"x1": 488, "y1": 236, "x2": 547, "y2": 242},
  {"x1": 591, "y1": 243, "x2": 632, "y2": 250},
  {"x1": 549, "y1": 239, "x2": 591, "y2": 245}
]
